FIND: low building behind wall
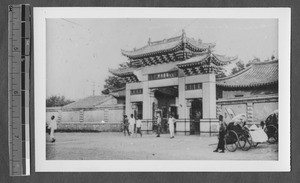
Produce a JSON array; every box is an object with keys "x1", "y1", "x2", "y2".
[
  {"x1": 47, "y1": 33, "x2": 278, "y2": 135},
  {"x1": 46, "y1": 94, "x2": 125, "y2": 132},
  {"x1": 216, "y1": 60, "x2": 278, "y2": 124}
]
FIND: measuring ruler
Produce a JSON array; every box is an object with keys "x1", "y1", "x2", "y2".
[{"x1": 8, "y1": 4, "x2": 31, "y2": 176}]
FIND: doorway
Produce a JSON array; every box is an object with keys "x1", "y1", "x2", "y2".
[
  {"x1": 152, "y1": 86, "x2": 178, "y2": 133},
  {"x1": 133, "y1": 102, "x2": 143, "y2": 119},
  {"x1": 190, "y1": 99, "x2": 203, "y2": 135}
]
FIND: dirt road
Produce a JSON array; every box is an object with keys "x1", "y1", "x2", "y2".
[{"x1": 46, "y1": 132, "x2": 278, "y2": 160}]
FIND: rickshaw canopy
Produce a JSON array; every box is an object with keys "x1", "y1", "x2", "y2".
[{"x1": 231, "y1": 114, "x2": 247, "y2": 126}]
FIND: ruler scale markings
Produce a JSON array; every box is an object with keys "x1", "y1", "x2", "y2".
[
  {"x1": 21, "y1": 57, "x2": 25, "y2": 72},
  {"x1": 8, "y1": 4, "x2": 30, "y2": 176}
]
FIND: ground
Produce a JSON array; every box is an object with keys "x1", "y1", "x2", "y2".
[{"x1": 46, "y1": 132, "x2": 278, "y2": 160}]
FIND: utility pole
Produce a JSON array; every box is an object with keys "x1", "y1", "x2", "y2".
[{"x1": 92, "y1": 81, "x2": 95, "y2": 96}]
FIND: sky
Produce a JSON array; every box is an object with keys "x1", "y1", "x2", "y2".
[{"x1": 46, "y1": 18, "x2": 278, "y2": 100}]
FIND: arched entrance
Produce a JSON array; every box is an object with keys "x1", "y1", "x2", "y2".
[
  {"x1": 190, "y1": 99, "x2": 203, "y2": 135},
  {"x1": 152, "y1": 86, "x2": 178, "y2": 133}
]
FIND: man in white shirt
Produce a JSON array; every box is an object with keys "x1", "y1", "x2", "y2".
[
  {"x1": 48, "y1": 115, "x2": 57, "y2": 143},
  {"x1": 156, "y1": 113, "x2": 162, "y2": 137},
  {"x1": 128, "y1": 114, "x2": 136, "y2": 136},
  {"x1": 168, "y1": 114, "x2": 176, "y2": 139}
]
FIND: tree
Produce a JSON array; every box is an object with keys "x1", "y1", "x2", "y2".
[
  {"x1": 216, "y1": 71, "x2": 227, "y2": 78},
  {"x1": 246, "y1": 57, "x2": 261, "y2": 67},
  {"x1": 103, "y1": 61, "x2": 129, "y2": 90},
  {"x1": 46, "y1": 95, "x2": 74, "y2": 107},
  {"x1": 103, "y1": 76, "x2": 126, "y2": 90},
  {"x1": 231, "y1": 60, "x2": 245, "y2": 75},
  {"x1": 216, "y1": 67, "x2": 227, "y2": 78}
]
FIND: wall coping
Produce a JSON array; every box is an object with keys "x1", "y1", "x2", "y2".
[
  {"x1": 46, "y1": 104, "x2": 125, "y2": 112},
  {"x1": 58, "y1": 122, "x2": 122, "y2": 124},
  {"x1": 217, "y1": 95, "x2": 278, "y2": 104}
]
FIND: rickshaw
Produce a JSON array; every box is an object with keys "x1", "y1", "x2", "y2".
[
  {"x1": 224, "y1": 114, "x2": 253, "y2": 152},
  {"x1": 264, "y1": 110, "x2": 278, "y2": 144}
]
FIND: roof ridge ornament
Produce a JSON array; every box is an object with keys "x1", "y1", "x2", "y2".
[
  {"x1": 148, "y1": 38, "x2": 151, "y2": 45},
  {"x1": 208, "y1": 48, "x2": 213, "y2": 56},
  {"x1": 182, "y1": 29, "x2": 186, "y2": 43}
]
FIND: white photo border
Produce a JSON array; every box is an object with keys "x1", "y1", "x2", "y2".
[{"x1": 34, "y1": 7, "x2": 291, "y2": 172}]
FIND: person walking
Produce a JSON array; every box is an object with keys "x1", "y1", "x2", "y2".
[
  {"x1": 156, "y1": 113, "x2": 162, "y2": 137},
  {"x1": 168, "y1": 114, "x2": 176, "y2": 139},
  {"x1": 123, "y1": 115, "x2": 130, "y2": 136},
  {"x1": 129, "y1": 114, "x2": 136, "y2": 136},
  {"x1": 260, "y1": 121, "x2": 265, "y2": 129},
  {"x1": 214, "y1": 115, "x2": 226, "y2": 153},
  {"x1": 135, "y1": 117, "x2": 142, "y2": 137},
  {"x1": 48, "y1": 115, "x2": 57, "y2": 143}
]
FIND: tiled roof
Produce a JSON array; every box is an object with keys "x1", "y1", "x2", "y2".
[
  {"x1": 177, "y1": 53, "x2": 210, "y2": 66},
  {"x1": 109, "y1": 67, "x2": 139, "y2": 76},
  {"x1": 213, "y1": 54, "x2": 237, "y2": 62},
  {"x1": 110, "y1": 60, "x2": 182, "y2": 77},
  {"x1": 121, "y1": 36, "x2": 182, "y2": 58},
  {"x1": 186, "y1": 37, "x2": 216, "y2": 50},
  {"x1": 121, "y1": 34, "x2": 214, "y2": 58},
  {"x1": 62, "y1": 95, "x2": 112, "y2": 109},
  {"x1": 216, "y1": 60, "x2": 278, "y2": 88},
  {"x1": 110, "y1": 87, "x2": 126, "y2": 98},
  {"x1": 177, "y1": 52, "x2": 236, "y2": 67}
]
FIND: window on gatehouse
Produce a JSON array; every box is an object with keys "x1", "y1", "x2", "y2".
[
  {"x1": 130, "y1": 89, "x2": 143, "y2": 95},
  {"x1": 148, "y1": 71, "x2": 178, "y2": 80},
  {"x1": 185, "y1": 83, "x2": 202, "y2": 90},
  {"x1": 234, "y1": 94, "x2": 244, "y2": 98}
]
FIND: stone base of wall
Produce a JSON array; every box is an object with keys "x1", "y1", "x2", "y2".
[
  {"x1": 57, "y1": 122, "x2": 123, "y2": 132},
  {"x1": 175, "y1": 131, "x2": 191, "y2": 135},
  {"x1": 199, "y1": 132, "x2": 218, "y2": 137}
]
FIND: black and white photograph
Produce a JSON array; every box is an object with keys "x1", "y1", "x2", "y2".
[{"x1": 34, "y1": 8, "x2": 290, "y2": 172}]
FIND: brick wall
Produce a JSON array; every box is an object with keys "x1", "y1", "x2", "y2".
[
  {"x1": 217, "y1": 95, "x2": 278, "y2": 124},
  {"x1": 46, "y1": 104, "x2": 125, "y2": 132},
  {"x1": 57, "y1": 122, "x2": 123, "y2": 132}
]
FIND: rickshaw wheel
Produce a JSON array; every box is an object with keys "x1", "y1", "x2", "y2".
[
  {"x1": 268, "y1": 137, "x2": 277, "y2": 144},
  {"x1": 265, "y1": 125, "x2": 278, "y2": 144},
  {"x1": 239, "y1": 131, "x2": 252, "y2": 151},
  {"x1": 252, "y1": 142, "x2": 259, "y2": 147},
  {"x1": 225, "y1": 130, "x2": 238, "y2": 152},
  {"x1": 238, "y1": 135, "x2": 246, "y2": 148}
]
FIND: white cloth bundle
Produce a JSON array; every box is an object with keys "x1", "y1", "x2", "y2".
[{"x1": 249, "y1": 125, "x2": 268, "y2": 143}]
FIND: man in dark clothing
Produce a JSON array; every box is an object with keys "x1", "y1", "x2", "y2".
[
  {"x1": 214, "y1": 115, "x2": 227, "y2": 153},
  {"x1": 156, "y1": 113, "x2": 162, "y2": 137},
  {"x1": 123, "y1": 115, "x2": 130, "y2": 136}
]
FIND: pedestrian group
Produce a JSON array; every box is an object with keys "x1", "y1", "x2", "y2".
[{"x1": 123, "y1": 112, "x2": 176, "y2": 139}]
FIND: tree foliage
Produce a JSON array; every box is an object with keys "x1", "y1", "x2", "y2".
[
  {"x1": 103, "y1": 76, "x2": 126, "y2": 90},
  {"x1": 216, "y1": 67, "x2": 227, "y2": 78},
  {"x1": 246, "y1": 57, "x2": 261, "y2": 67},
  {"x1": 103, "y1": 62, "x2": 129, "y2": 90},
  {"x1": 46, "y1": 95, "x2": 74, "y2": 107},
  {"x1": 231, "y1": 60, "x2": 245, "y2": 75}
]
